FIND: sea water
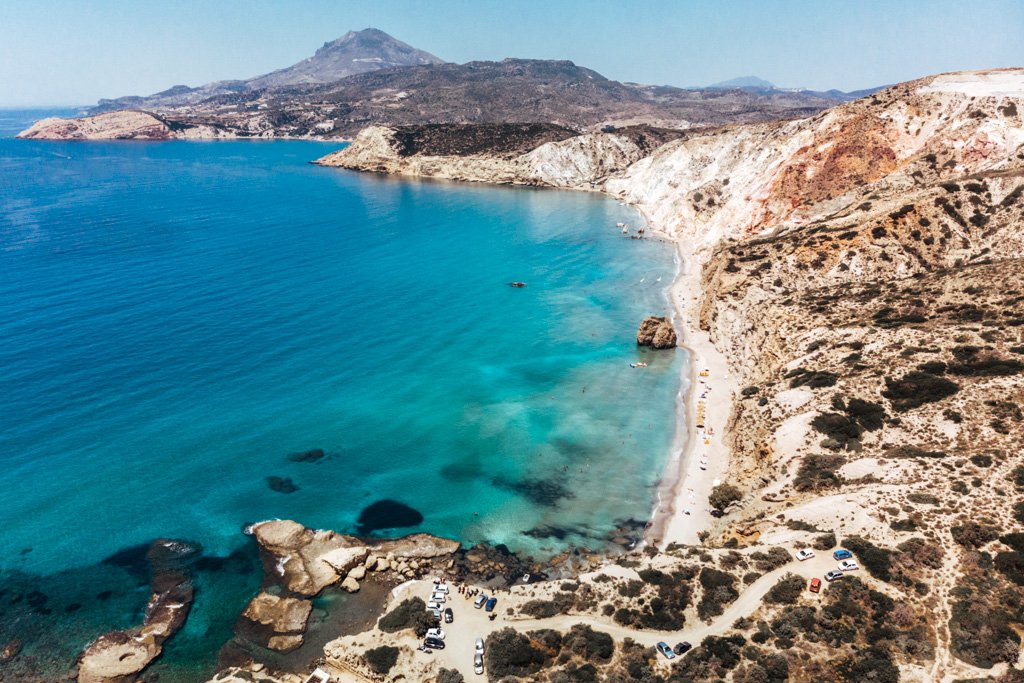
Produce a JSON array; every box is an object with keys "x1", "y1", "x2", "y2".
[{"x1": 0, "y1": 123, "x2": 681, "y2": 677}]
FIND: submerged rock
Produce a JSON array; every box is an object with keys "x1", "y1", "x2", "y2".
[
  {"x1": 265, "y1": 476, "x2": 299, "y2": 494},
  {"x1": 286, "y1": 448, "x2": 326, "y2": 463},
  {"x1": 637, "y1": 315, "x2": 677, "y2": 349},
  {"x1": 356, "y1": 499, "x2": 424, "y2": 533}
]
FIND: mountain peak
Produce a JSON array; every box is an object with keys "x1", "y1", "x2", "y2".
[
  {"x1": 251, "y1": 28, "x2": 444, "y2": 89},
  {"x1": 708, "y1": 76, "x2": 776, "y2": 90}
]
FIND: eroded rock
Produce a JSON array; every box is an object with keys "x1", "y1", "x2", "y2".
[{"x1": 637, "y1": 316, "x2": 677, "y2": 349}]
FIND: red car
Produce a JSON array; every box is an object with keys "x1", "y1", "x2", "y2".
[{"x1": 809, "y1": 578, "x2": 822, "y2": 593}]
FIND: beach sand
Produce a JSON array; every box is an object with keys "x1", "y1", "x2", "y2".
[{"x1": 646, "y1": 237, "x2": 737, "y2": 548}]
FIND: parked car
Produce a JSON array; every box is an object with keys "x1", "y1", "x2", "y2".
[
  {"x1": 795, "y1": 549, "x2": 815, "y2": 561},
  {"x1": 709, "y1": 509, "x2": 724, "y2": 518},
  {"x1": 673, "y1": 642, "x2": 692, "y2": 655},
  {"x1": 426, "y1": 627, "x2": 445, "y2": 640},
  {"x1": 424, "y1": 637, "x2": 445, "y2": 650},
  {"x1": 474, "y1": 652, "x2": 484, "y2": 675},
  {"x1": 824, "y1": 570, "x2": 844, "y2": 582},
  {"x1": 474, "y1": 595, "x2": 487, "y2": 609},
  {"x1": 809, "y1": 578, "x2": 822, "y2": 593},
  {"x1": 838, "y1": 559, "x2": 859, "y2": 572},
  {"x1": 427, "y1": 608, "x2": 442, "y2": 620},
  {"x1": 431, "y1": 592, "x2": 447, "y2": 603},
  {"x1": 833, "y1": 549, "x2": 852, "y2": 560},
  {"x1": 427, "y1": 600, "x2": 443, "y2": 610},
  {"x1": 656, "y1": 642, "x2": 675, "y2": 659},
  {"x1": 475, "y1": 638, "x2": 485, "y2": 654},
  {"x1": 443, "y1": 607, "x2": 454, "y2": 624},
  {"x1": 484, "y1": 597, "x2": 498, "y2": 612},
  {"x1": 433, "y1": 582, "x2": 449, "y2": 593}
]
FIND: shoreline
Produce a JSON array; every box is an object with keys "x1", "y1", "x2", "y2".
[{"x1": 626, "y1": 206, "x2": 735, "y2": 549}]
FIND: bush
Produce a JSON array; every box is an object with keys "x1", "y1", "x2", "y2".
[
  {"x1": 843, "y1": 537, "x2": 894, "y2": 582},
  {"x1": 834, "y1": 646, "x2": 900, "y2": 683},
  {"x1": 378, "y1": 597, "x2": 434, "y2": 636},
  {"x1": 436, "y1": 669, "x2": 464, "y2": 683},
  {"x1": 1011, "y1": 466, "x2": 1024, "y2": 489},
  {"x1": 521, "y1": 599, "x2": 561, "y2": 618},
  {"x1": 709, "y1": 483, "x2": 743, "y2": 510},
  {"x1": 950, "y1": 599, "x2": 1021, "y2": 668},
  {"x1": 814, "y1": 531, "x2": 837, "y2": 550},
  {"x1": 994, "y1": 551, "x2": 1024, "y2": 585},
  {"x1": 364, "y1": 645, "x2": 399, "y2": 674},
  {"x1": 764, "y1": 573, "x2": 806, "y2": 604},
  {"x1": 1015, "y1": 501, "x2": 1024, "y2": 524},
  {"x1": 564, "y1": 624, "x2": 614, "y2": 661},
  {"x1": 788, "y1": 369, "x2": 840, "y2": 389},
  {"x1": 1001, "y1": 533, "x2": 1024, "y2": 553},
  {"x1": 486, "y1": 628, "x2": 550, "y2": 678},
  {"x1": 810, "y1": 412, "x2": 862, "y2": 449},
  {"x1": 950, "y1": 522, "x2": 999, "y2": 549},
  {"x1": 751, "y1": 547, "x2": 792, "y2": 572},
  {"x1": 882, "y1": 371, "x2": 960, "y2": 411},
  {"x1": 698, "y1": 567, "x2": 738, "y2": 619},
  {"x1": 794, "y1": 454, "x2": 846, "y2": 491}
]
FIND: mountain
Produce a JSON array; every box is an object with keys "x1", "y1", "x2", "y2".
[
  {"x1": 23, "y1": 57, "x2": 844, "y2": 140},
  {"x1": 707, "y1": 75, "x2": 775, "y2": 89},
  {"x1": 90, "y1": 28, "x2": 444, "y2": 113}
]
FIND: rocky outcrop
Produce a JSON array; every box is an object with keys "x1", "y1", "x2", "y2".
[
  {"x1": 18, "y1": 111, "x2": 173, "y2": 140},
  {"x1": 77, "y1": 540, "x2": 197, "y2": 683},
  {"x1": 636, "y1": 316, "x2": 677, "y2": 349},
  {"x1": 239, "y1": 593, "x2": 312, "y2": 653},
  {"x1": 250, "y1": 519, "x2": 368, "y2": 596}
]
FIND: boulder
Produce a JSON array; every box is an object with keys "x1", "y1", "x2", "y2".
[
  {"x1": 240, "y1": 593, "x2": 312, "y2": 652},
  {"x1": 78, "y1": 633, "x2": 158, "y2": 683},
  {"x1": 347, "y1": 565, "x2": 367, "y2": 581},
  {"x1": 636, "y1": 316, "x2": 677, "y2": 349},
  {"x1": 341, "y1": 576, "x2": 360, "y2": 593},
  {"x1": 250, "y1": 521, "x2": 367, "y2": 596}
]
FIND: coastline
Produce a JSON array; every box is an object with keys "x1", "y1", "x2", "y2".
[{"x1": 628, "y1": 209, "x2": 735, "y2": 549}]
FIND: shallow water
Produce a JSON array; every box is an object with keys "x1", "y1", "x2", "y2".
[{"x1": 0, "y1": 131, "x2": 682, "y2": 676}]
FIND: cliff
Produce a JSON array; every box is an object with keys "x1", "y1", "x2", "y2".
[{"x1": 319, "y1": 68, "x2": 1024, "y2": 681}]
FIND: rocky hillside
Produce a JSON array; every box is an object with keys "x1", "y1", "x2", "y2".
[
  {"x1": 321, "y1": 68, "x2": 1024, "y2": 681},
  {"x1": 20, "y1": 56, "x2": 844, "y2": 140},
  {"x1": 90, "y1": 28, "x2": 444, "y2": 113}
]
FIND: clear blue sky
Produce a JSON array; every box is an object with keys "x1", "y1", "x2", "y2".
[{"x1": 2, "y1": 0, "x2": 1022, "y2": 107}]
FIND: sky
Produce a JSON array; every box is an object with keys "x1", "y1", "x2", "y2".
[{"x1": 1, "y1": 0, "x2": 1022, "y2": 107}]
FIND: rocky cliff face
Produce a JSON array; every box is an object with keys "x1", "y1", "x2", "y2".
[{"x1": 323, "y1": 68, "x2": 1024, "y2": 680}]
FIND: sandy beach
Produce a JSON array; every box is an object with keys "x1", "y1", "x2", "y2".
[{"x1": 644, "y1": 235, "x2": 737, "y2": 548}]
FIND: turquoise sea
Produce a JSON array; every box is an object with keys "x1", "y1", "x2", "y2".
[{"x1": 0, "y1": 111, "x2": 682, "y2": 678}]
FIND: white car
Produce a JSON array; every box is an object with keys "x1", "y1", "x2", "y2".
[
  {"x1": 426, "y1": 627, "x2": 445, "y2": 640},
  {"x1": 795, "y1": 549, "x2": 815, "y2": 561},
  {"x1": 427, "y1": 601, "x2": 443, "y2": 610},
  {"x1": 838, "y1": 559, "x2": 859, "y2": 572},
  {"x1": 475, "y1": 638, "x2": 485, "y2": 654},
  {"x1": 431, "y1": 592, "x2": 447, "y2": 603},
  {"x1": 474, "y1": 652, "x2": 484, "y2": 675},
  {"x1": 434, "y1": 583, "x2": 449, "y2": 593}
]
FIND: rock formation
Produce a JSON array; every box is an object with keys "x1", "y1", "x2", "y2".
[
  {"x1": 77, "y1": 540, "x2": 197, "y2": 683},
  {"x1": 636, "y1": 316, "x2": 677, "y2": 349},
  {"x1": 239, "y1": 593, "x2": 312, "y2": 653}
]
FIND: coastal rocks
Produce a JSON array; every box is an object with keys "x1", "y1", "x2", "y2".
[
  {"x1": 371, "y1": 533, "x2": 460, "y2": 558},
  {"x1": 77, "y1": 539, "x2": 197, "y2": 683},
  {"x1": 251, "y1": 520, "x2": 368, "y2": 596},
  {"x1": 637, "y1": 316, "x2": 677, "y2": 349},
  {"x1": 340, "y1": 576, "x2": 360, "y2": 593},
  {"x1": 17, "y1": 111, "x2": 174, "y2": 141},
  {"x1": 239, "y1": 593, "x2": 312, "y2": 652},
  {"x1": 0, "y1": 639, "x2": 22, "y2": 664}
]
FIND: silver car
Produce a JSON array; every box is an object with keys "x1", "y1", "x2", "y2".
[{"x1": 474, "y1": 652, "x2": 484, "y2": 675}]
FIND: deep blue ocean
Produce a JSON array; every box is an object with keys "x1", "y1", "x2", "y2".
[{"x1": 0, "y1": 110, "x2": 682, "y2": 678}]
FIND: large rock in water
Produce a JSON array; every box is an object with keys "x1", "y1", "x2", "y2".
[
  {"x1": 239, "y1": 593, "x2": 313, "y2": 653},
  {"x1": 78, "y1": 539, "x2": 197, "y2": 683},
  {"x1": 637, "y1": 316, "x2": 677, "y2": 349},
  {"x1": 252, "y1": 520, "x2": 369, "y2": 596}
]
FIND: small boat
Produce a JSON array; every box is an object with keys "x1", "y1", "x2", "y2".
[
  {"x1": 630, "y1": 362, "x2": 648, "y2": 369},
  {"x1": 508, "y1": 281, "x2": 527, "y2": 288},
  {"x1": 616, "y1": 222, "x2": 627, "y2": 228}
]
